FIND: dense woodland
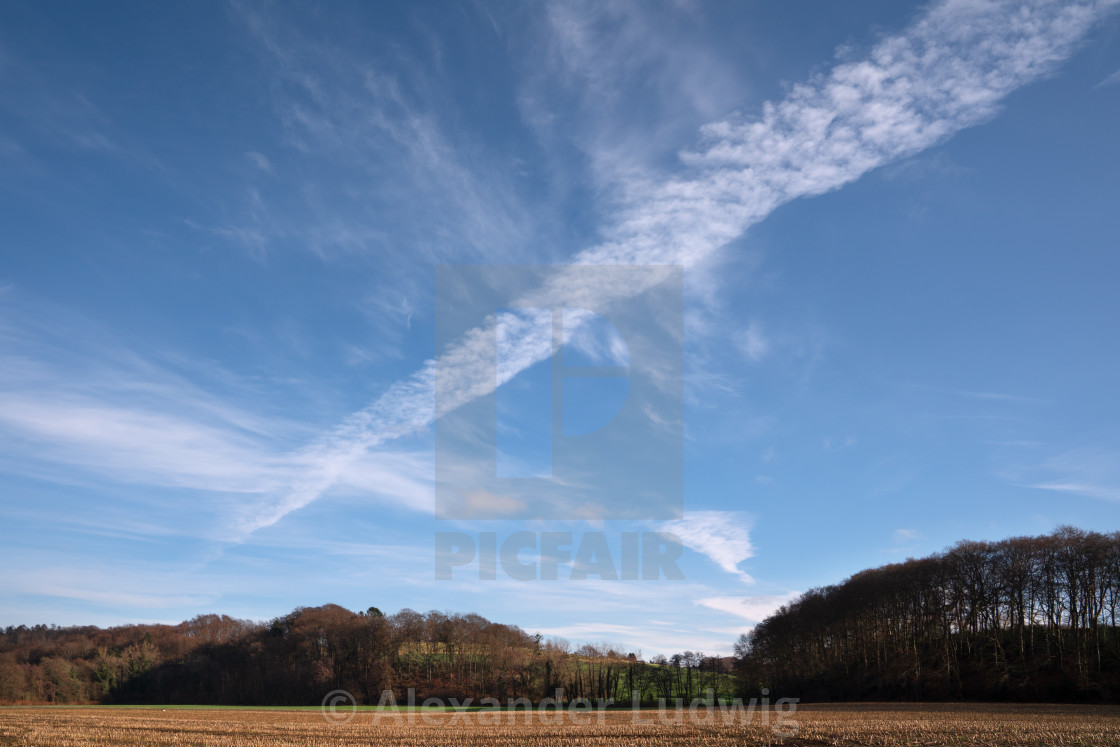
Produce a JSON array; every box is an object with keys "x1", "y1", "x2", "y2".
[
  {"x1": 738, "y1": 527, "x2": 1120, "y2": 702},
  {"x1": 7, "y1": 526, "x2": 1118, "y2": 705},
  {"x1": 0, "y1": 606, "x2": 732, "y2": 705}
]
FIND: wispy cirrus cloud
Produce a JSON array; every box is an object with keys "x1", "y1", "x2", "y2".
[
  {"x1": 734, "y1": 321, "x2": 770, "y2": 363},
  {"x1": 662, "y1": 511, "x2": 755, "y2": 582},
  {"x1": 226, "y1": 1, "x2": 542, "y2": 265},
  {"x1": 1021, "y1": 447, "x2": 1120, "y2": 503},
  {"x1": 1094, "y1": 66, "x2": 1120, "y2": 87},
  {"x1": 888, "y1": 528, "x2": 923, "y2": 554},
  {"x1": 0, "y1": 298, "x2": 435, "y2": 539},
  {"x1": 228, "y1": 0, "x2": 1119, "y2": 539},
  {"x1": 6, "y1": 2, "x2": 1113, "y2": 542},
  {"x1": 521, "y1": 0, "x2": 746, "y2": 187},
  {"x1": 697, "y1": 593, "x2": 801, "y2": 623}
]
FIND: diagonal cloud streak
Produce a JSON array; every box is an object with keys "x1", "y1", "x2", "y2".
[{"x1": 236, "y1": 0, "x2": 1119, "y2": 538}]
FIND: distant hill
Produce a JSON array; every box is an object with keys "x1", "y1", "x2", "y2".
[{"x1": 0, "y1": 605, "x2": 730, "y2": 705}]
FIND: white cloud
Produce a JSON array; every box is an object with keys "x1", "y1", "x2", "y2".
[
  {"x1": 523, "y1": 0, "x2": 746, "y2": 189},
  {"x1": 1, "y1": 568, "x2": 219, "y2": 610},
  {"x1": 231, "y1": 3, "x2": 538, "y2": 265},
  {"x1": 734, "y1": 321, "x2": 770, "y2": 362},
  {"x1": 662, "y1": 511, "x2": 754, "y2": 581},
  {"x1": 824, "y1": 435, "x2": 857, "y2": 451},
  {"x1": 696, "y1": 593, "x2": 801, "y2": 623},
  {"x1": 245, "y1": 150, "x2": 273, "y2": 173},
  {"x1": 894, "y1": 528, "x2": 921, "y2": 542},
  {"x1": 0, "y1": 394, "x2": 288, "y2": 494},
  {"x1": 562, "y1": 308, "x2": 631, "y2": 367},
  {"x1": 889, "y1": 528, "x2": 923, "y2": 553},
  {"x1": 1003, "y1": 446, "x2": 1120, "y2": 503},
  {"x1": 9, "y1": 1, "x2": 1111, "y2": 544},
  {"x1": 1095, "y1": 67, "x2": 1120, "y2": 87},
  {"x1": 231, "y1": 0, "x2": 1120, "y2": 538},
  {"x1": 0, "y1": 303, "x2": 437, "y2": 542},
  {"x1": 1031, "y1": 481, "x2": 1120, "y2": 502}
]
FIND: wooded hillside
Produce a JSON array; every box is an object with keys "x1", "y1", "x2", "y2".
[
  {"x1": 738, "y1": 526, "x2": 1120, "y2": 702},
  {"x1": 0, "y1": 606, "x2": 732, "y2": 705}
]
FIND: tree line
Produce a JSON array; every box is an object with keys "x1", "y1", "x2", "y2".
[
  {"x1": 737, "y1": 526, "x2": 1120, "y2": 702},
  {"x1": 0, "y1": 605, "x2": 733, "y2": 705}
]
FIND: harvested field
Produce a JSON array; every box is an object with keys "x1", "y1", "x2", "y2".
[{"x1": 2, "y1": 703, "x2": 1120, "y2": 746}]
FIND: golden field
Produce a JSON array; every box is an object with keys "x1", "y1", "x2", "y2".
[{"x1": 2, "y1": 703, "x2": 1120, "y2": 746}]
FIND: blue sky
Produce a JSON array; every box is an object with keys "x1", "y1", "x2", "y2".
[{"x1": 2, "y1": 0, "x2": 1120, "y2": 656}]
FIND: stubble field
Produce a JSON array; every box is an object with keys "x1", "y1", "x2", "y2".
[{"x1": 2, "y1": 703, "x2": 1120, "y2": 746}]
